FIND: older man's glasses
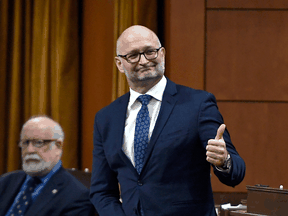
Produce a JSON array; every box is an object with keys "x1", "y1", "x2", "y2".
[
  {"x1": 19, "y1": 139, "x2": 58, "y2": 148},
  {"x1": 118, "y1": 47, "x2": 162, "y2": 63}
]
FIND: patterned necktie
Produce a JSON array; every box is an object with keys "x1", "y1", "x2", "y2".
[
  {"x1": 10, "y1": 177, "x2": 41, "y2": 216},
  {"x1": 134, "y1": 94, "x2": 152, "y2": 174}
]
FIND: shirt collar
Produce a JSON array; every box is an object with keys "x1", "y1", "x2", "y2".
[{"x1": 128, "y1": 76, "x2": 167, "y2": 108}]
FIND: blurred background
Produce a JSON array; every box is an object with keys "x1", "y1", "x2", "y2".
[{"x1": 1, "y1": 0, "x2": 288, "y2": 193}]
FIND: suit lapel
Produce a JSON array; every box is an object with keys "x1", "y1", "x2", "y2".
[
  {"x1": 142, "y1": 79, "x2": 178, "y2": 173},
  {"x1": 26, "y1": 168, "x2": 65, "y2": 216},
  {"x1": 0, "y1": 171, "x2": 26, "y2": 215}
]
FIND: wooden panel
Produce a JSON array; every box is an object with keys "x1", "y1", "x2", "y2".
[
  {"x1": 164, "y1": 0, "x2": 205, "y2": 89},
  {"x1": 211, "y1": 102, "x2": 288, "y2": 192},
  {"x1": 81, "y1": 0, "x2": 114, "y2": 170},
  {"x1": 206, "y1": 11, "x2": 288, "y2": 101},
  {"x1": 207, "y1": 0, "x2": 288, "y2": 9}
]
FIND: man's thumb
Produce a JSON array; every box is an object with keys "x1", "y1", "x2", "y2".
[{"x1": 215, "y1": 124, "x2": 226, "y2": 140}]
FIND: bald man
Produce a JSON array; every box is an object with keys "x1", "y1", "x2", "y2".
[
  {"x1": 90, "y1": 25, "x2": 245, "y2": 216},
  {"x1": 0, "y1": 116, "x2": 95, "y2": 216}
]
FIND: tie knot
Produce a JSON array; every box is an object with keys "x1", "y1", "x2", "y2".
[
  {"x1": 137, "y1": 94, "x2": 152, "y2": 106},
  {"x1": 27, "y1": 176, "x2": 41, "y2": 187}
]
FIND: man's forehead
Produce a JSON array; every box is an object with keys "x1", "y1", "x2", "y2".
[
  {"x1": 21, "y1": 127, "x2": 53, "y2": 138},
  {"x1": 122, "y1": 31, "x2": 156, "y2": 43},
  {"x1": 118, "y1": 38, "x2": 159, "y2": 54},
  {"x1": 121, "y1": 40, "x2": 156, "y2": 51},
  {"x1": 21, "y1": 121, "x2": 54, "y2": 139}
]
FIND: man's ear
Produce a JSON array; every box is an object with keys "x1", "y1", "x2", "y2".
[
  {"x1": 115, "y1": 57, "x2": 125, "y2": 74},
  {"x1": 52, "y1": 141, "x2": 63, "y2": 159},
  {"x1": 160, "y1": 47, "x2": 166, "y2": 60}
]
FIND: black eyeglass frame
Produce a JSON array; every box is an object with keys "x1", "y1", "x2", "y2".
[
  {"x1": 18, "y1": 139, "x2": 59, "y2": 148},
  {"x1": 117, "y1": 46, "x2": 163, "y2": 63}
]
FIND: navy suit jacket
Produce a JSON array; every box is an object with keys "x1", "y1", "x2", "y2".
[
  {"x1": 0, "y1": 167, "x2": 95, "y2": 216},
  {"x1": 90, "y1": 78, "x2": 245, "y2": 216}
]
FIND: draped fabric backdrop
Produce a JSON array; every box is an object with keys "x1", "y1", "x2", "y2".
[
  {"x1": 1, "y1": 0, "x2": 161, "y2": 175},
  {"x1": 0, "y1": 0, "x2": 80, "y2": 175}
]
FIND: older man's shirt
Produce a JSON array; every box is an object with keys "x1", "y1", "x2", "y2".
[
  {"x1": 5, "y1": 160, "x2": 62, "y2": 216},
  {"x1": 122, "y1": 76, "x2": 167, "y2": 166}
]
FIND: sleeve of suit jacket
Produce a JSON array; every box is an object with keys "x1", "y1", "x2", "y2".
[
  {"x1": 90, "y1": 112, "x2": 126, "y2": 216},
  {"x1": 198, "y1": 92, "x2": 246, "y2": 187}
]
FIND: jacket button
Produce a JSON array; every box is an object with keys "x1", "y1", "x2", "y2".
[{"x1": 137, "y1": 180, "x2": 143, "y2": 186}]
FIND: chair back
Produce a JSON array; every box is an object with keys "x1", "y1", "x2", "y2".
[{"x1": 66, "y1": 168, "x2": 91, "y2": 189}]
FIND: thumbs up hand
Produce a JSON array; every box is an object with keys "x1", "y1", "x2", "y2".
[{"x1": 206, "y1": 124, "x2": 228, "y2": 167}]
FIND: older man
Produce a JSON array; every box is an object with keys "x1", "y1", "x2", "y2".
[
  {"x1": 90, "y1": 25, "x2": 246, "y2": 216},
  {"x1": 0, "y1": 116, "x2": 95, "y2": 216}
]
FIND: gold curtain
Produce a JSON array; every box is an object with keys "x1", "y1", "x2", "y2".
[
  {"x1": 0, "y1": 0, "x2": 80, "y2": 175},
  {"x1": 112, "y1": 0, "x2": 159, "y2": 100}
]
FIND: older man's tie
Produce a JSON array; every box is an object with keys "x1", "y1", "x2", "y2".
[
  {"x1": 134, "y1": 94, "x2": 152, "y2": 174},
  {"x1": 10, "y1": 177, "x2": 41, "y2": 216}
]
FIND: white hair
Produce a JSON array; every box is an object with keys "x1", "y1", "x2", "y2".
[{"x1": 21, "y1": 115, "x2": 65, "y2": 141}]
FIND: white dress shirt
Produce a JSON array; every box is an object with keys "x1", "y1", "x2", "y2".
[{"x1": 122, "y1": 76, "x2": 167, "y2": 166}]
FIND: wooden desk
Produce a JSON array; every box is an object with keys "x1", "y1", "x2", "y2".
[
  {"x1": 230, "y1": 210, "x2": 267, "y2": 216},
  {"x1": 218, "y1": 208, "x2": 249, "y2": 216},
  {"x1": 216, "y1": 185, "x2": 288, "y2": 216},
  {"x1": 246, "y1": 185, "x2": 288, "y2": 215}
]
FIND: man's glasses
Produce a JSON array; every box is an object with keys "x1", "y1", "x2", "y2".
[
  {"x1": 117, "y1": 47, "x2": 162, "y2": 63},
  {"x1": 19, "y1": 139, "x2": 58, "y2": 148}
]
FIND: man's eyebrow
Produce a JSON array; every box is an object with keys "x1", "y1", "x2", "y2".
[{"x1": 127, "y1": 49, "x2": 140, "y2": 54}]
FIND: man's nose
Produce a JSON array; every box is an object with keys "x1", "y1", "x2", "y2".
[
  {"x1": 26, "y1": 142, "x2": 36, "y2": 152},
  {"x1": 138, "y1": 53, "x2": 149, "y2": 64}
]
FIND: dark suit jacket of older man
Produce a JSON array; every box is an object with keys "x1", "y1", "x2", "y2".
[{"x1": 0, "y1": 167, "x2": 95, "y2": 216}]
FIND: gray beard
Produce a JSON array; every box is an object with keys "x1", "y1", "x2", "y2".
[
  {"x1": 125, "y1": 62, "x2": 165, "y2": 82},
  {"x1": 22, "y1": 159, "x2": 53, "y2": 176}
]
